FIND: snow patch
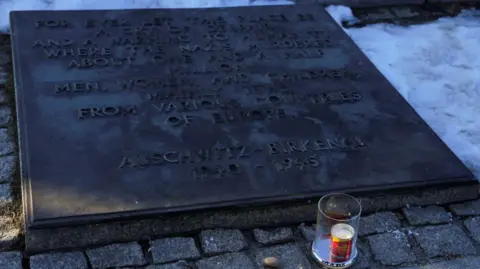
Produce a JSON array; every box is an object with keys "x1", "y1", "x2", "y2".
[{"x1": 327, "y1": 7, "x2": 480, "y2": 179}]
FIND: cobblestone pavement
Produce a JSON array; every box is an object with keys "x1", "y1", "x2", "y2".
[
  {"x1": 1, "y1": 200, "x2": 480, "y2": 268},
  {"x1": 1, "y1": 2, "x2": 480, "y2": 269}
]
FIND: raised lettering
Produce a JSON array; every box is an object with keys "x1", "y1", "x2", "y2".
[
  {"x1": 68, "y1": 57, "x2": 132, "y2": 69},
  {"x1": 55, "y1": 82, "x2": 105, "y2": 93},
  {"x1": 165, "y1": 115, "x2": 194, "y2": 126},
  {"x1": 78, "y1": 105, "x2": 137, "y2": 120},
  {"x1": 36, "y1": 20, "x2": 71, "y2": 28}
]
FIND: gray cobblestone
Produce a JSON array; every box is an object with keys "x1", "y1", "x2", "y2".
[
  {"x1": 360, "y1": 212, "x2": 401, "y2": 236},
  {"x1": 196, "y1": 253, "x2": 255, "y2": 269},
  {"x1": 0, "y1": 107, "x2": 11, "y2": 128},
  {"x1": 0, "y1": 216, "x2": 20, "y2": 250},
  {"x1": 147, "y1": 261, "x2": 192, "y2": 269},
  {"x1": 0, "y1": 183, "x2": 12, "y2": 209},
  {"x1": 255, "y1": 244, "x2": 312, "y2": 269},
  {"x1": 352, "y1": 240, "x2": 371, "y2": 269},
  {"x1": 150, "y1": 237, "x2": 200, "y2": 264},
  {"x1": 86, "y1": 242, "x2": 147, "y2": 269},
  {"x1": 449, "y1": 199, "x2": 480, "y2": 216},
  {"x1": 0, "y1": 129, "x2": 13, "y2": 156},
  {"x1": 464, "y1": 217, "x2": 480, "y2": 243},
  {"x1": 413, "y1": 224, "x2": 476, "y2": 258},
  {"x1": 0, "y1": 52, "x2": 9, "y2": 66},
  {"x1": 402, "y1": 206, "x2": 452, "y2": 225},
  {"x1": 199, "y1": 229, "x2": 247, "y2": 255},
  {"x1": 0, "y1": 155, "x2": 15, "y2": 183},
  {"x1": 0, "y1": 85, "x2": 7, "y2": 105},
  {"x1": 298, "y1": 223, "x2": 316, "y2": 241},
  {"x1": 253, "y1": 227, "x2": 294, "y2": 245},
  {"x1": 0, "y1": 69, "x2": 6, "y2": 84},
  {"x1": 367, "y1": 231, "x2": 416, "y2": 266},
  {"x1": 400, "y1": 257, "x2": 480, "y2": 269},
  {"x1": 30, "y1": 252, "x2": 88, "y2": 269},
  {"x1": 0, "y1": 251, "x2": 22, "y2": 269}
]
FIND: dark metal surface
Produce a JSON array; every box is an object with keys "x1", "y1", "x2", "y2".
[{"x1": 9, "y1": 5, "x2": 474, "y2": 228}]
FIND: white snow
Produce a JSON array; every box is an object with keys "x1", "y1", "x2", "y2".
[
  {"x1": 0, "y1": 1, "x2": 479, "y2": 178},
  {"x1": 327, "y1": 6, "x2": 480, "y2": 179}
]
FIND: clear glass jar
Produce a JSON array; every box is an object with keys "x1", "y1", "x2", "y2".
[{"x1": 311, "y1": 193, "x2": 361, "y2": 268}]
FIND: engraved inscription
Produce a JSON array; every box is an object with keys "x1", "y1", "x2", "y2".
[
  {"x1": 119, "y1": 137, "x2": 367, "y2": 179},
  {"x1": 192, "y1": 163, "x2": 244, "y2": 180},
  {"x1": 43, "y1": 47, "x2": 112, "y2": 59},
  {"x1": 211, "y1": 106, "x2": 290, "y2": 124},
  {"x1": 78, "y1": 105, "x2": 137, "y2": 120},
  {"x1": 28, "y1": 8, "x2": 369, "y2": 181},
  {"x1": 119, "y1": 145, "x2": 254, "y2": 169},
  {"x1": 68, "y1": 57, "x2": 133, "y2": 69},
  {"x1": 267, "y1": 137, "x2": 367, "y2": 156},
  {"x1": 36, "y1": 20, "x2": 71, "y2": 28},
  {"x1": 272, "y1": 155, "x2": 319, "y2": 171},
  {"x1": 11, "y1": 6, "x2": 468, "y2": 226},
  {"x1": 55, "y1": 82, "x2": 107, "y2": 93}
]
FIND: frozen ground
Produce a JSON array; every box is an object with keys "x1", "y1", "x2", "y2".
[
  {"x1": 327, "y1": 6, "x2": 480, "y2": 179},
  {"x1": 1, "y1": 0, "x2": 480, "y2": 179}
]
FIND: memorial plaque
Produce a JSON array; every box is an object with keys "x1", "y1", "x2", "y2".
[{"x1": 10, "y1": 5, "x2": 474, "y2": 228}]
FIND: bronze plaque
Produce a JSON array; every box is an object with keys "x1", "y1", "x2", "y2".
[{"x1": 9, "y1": 5, "x2": 473, "y2": 228}]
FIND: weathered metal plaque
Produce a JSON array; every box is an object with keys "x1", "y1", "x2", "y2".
[{"x1": 10, "y1": 5, "x2": 474, "y2": 228}]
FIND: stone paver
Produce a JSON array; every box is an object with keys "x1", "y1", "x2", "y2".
[
  {"x1": 255, "y1": 244, "x2": 312, "y2": 269},
  {"x1": 0, "y1": 107, "x2": 11, "y2": 128},
  {"x1": 0, "y1": 183, "x2": 12, "y2": 208},
  {"x1": 147, "y1": 261, "x2": 192, "y2": 269},
  {"x1": 150, "y1": 237, "x2": 200, "y2": 264},
  {"x1": 402, "y1": 206, "x2": 452, "y2": 225},
  {"x1": 449, "y1": 200, "x2": 480, "y2": 216},
  {"x1": 400, "y1": 257, "x2": 480, "y2": 269},
  {"x1": 0, "y1": 251, "x2": 22, "y2": 269},
  {"x1": 0, "y1": 216, "x2": 20, "y2": 250},
  {"x1": 353, "y1": 240, "x2": 371, "y2": 269},
  {"x1": 298, "y1": 223, "x2": 316, "y2": 241},
  {"x1": 196, "y1": 253, "x2": 255, "y2": 269},
  {"x1": 360, "y1": 212, "x2": 401, "y2": 236},
  {"x1": 30, "y1": 252, "x2": 88, "y2": 269},
  {"x1": 253, "y1": 227, "x2": 294, "y2": 245},
  {"x1": 0, "y1": 52, "x2": 9, "y2": 65},
  {"x1": 0, "y1": 86, "x2": 6, "y2": 105},
  {"x1": 0, "y1": 129, "x2": 13, "y2": 156},
  {"x1": 199, "y1": 229, "x2": 247, "y2": 255},
  {"x1": 367, "y1": 231, "x2": 416, "y2": 266},
  {"x1": 0, "y1": 69, "x2": 6, "y2": 84},
  {"x1": 0, "y1": 155, "x2": 15, "y2": 183},
  {"x1": 413, "y1": 224, "x2": 476, "y2": 258},
  {"x1": 464, "y1": 217, "x2": 480, "y2": 243},
  {"x1": 86, "y1": 242, "x2": 147, "y2": 269}
]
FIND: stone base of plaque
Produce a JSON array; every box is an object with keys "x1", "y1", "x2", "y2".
[{"x1": 25, "y1": 182, "x2": 478, "y2": 254}]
